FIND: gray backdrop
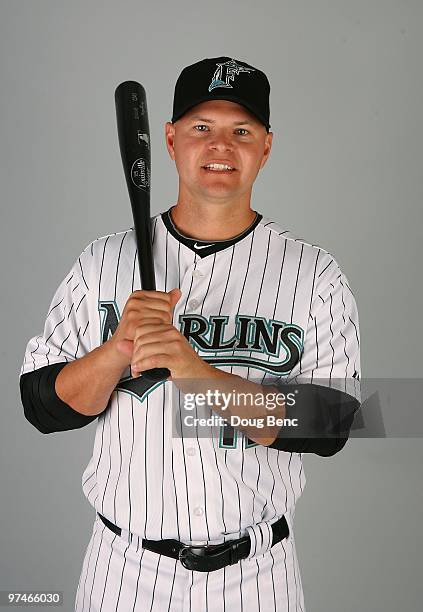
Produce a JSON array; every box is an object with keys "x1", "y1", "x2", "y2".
[{"x1": 1, "y1": 1, "x2": 422, "y2": 610}]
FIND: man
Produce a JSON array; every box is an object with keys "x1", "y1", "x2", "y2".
[{"x1": 20, "y1": 57, "x2": 361, "y2": 611}]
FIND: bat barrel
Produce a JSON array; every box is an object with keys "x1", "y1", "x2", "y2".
[{"x1": 115, "y1": 80, "x2": 170, "y2": 381}]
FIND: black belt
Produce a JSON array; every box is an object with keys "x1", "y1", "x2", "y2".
[{"x1": 97, "y1": 512, "x2": 289, "y2": 572}]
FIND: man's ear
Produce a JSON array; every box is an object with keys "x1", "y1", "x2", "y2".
[
  {"x1": 259, "y1": 131, "x2": 273, "y2": 169},
  {"x1": 165, "y1": 121, "x2": 176, "y2": 161}
]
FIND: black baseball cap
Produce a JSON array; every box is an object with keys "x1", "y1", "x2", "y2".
[{"x1": 171, "y1": 56, "x2": 271, "y2": 132}]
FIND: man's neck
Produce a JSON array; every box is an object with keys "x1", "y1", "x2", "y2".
[{"x1": 169, "y1": 203, "x2": 257, "y2": 241}]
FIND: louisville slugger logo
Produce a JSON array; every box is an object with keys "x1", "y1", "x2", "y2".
[
  {"x1": 131, "y1": 157, "x2": 150, "y2": 189},
  {"x1": 208, "y1": 58, "x2": 254, "y2": 92}
]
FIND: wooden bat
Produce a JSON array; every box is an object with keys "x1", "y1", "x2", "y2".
[{"x1": 115, "y1": 81, "x2": 170, "y2": 382}]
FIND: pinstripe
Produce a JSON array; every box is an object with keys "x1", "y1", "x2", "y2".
[
  {"x1": 93, "y1": 415, "x2": 106, "y2": 506},
  {"x1": 166, "y1": 560, "x2": 178, "y2": 612},
  {"x1": 317, "y1": 258, "x2": 333, "y2": 277},
  {"x1": 113, "y1": 391, "x2": 123, "y2": 523},
  {"x1": 143, "y1": 394, "x2": 150, "y2": 535},
  {"x1": 74, "y1": 525, "x2": 95, "y2": 609},
  {"x1": 311, "y1": 316, "x2": 319, "y2": 381},
  {"x1": 287, "y1": 454, "x2": 296, "y2": 512},
  {"x1": 264, "y1": 447, "x2": 277, "y2": 517},
  {"x1": 349, "y1": 314, "x2": 359, "y2": 346},
  {"x1": 261, "y1": 234, "x2": 288, "y2": 384},
  {"x1": 299, "y1": 249, "x2": 321, "y2": 374},
  {"x1": 82, "y1": 320, "x2": 89, "y2": 336},
  {"x1": 30, "y1": 336, "x2": 41, "y2": 369},
  {"x1": 114, "y1": 539, "x2": 132, "y2": 610},
  {"x1": 246, "y1": 229, "x2": 272, "y2": 380},
  {"x1": 44, "y1": 312, "x2": 66, "y2": 343},
  {"x1": 289, "y1": 243, "x2": 304, "y2": 324},
  {"x1": 210, "y1": 421, "x2": 227, "y2": 535},
  {"x1": 97, "y1": 532, "x2": 118, "y2": 611},
  {"x1": 152, "y1": 216, "x2": 158, "y2": 243},
  {"x1": 77, "y1": 521, "x2": 100, "y2": 611},
  {"x1": 177, "y1": 386, "x2": 193, "y2": 541},
  {"x1": 160, "y1": 387, "x2": 167, "y2": 539},
  {"x1": 47, "y1": 296, "x2": 65, "y2": 317},
  {"x1": 254, "y1": 446, "x2": 261, "y2": 519},
  {"x1": 195, "y1": 403, "x2": 211, "y2": 541},
  {"x1": 100, "y1": 408, "x2": 112, "y2": 514},
  {"x1": 130, "y1": 551, "x2": 144, "y2": 612},
  {"x1": 239, "y1": 561, "x2": 244, "y2": 611},
  {"x1": 78, "y1": 256, "x2": 89, "y2": 291},
  {"x1": 255, "y1": 556, "x2": 261, "y2": 612},
  {"x1": 329, "y1": 291, "x2": 335, "y2": 382},
  {"x1": 216, "y1": 244, "x2": 235, "y2": 320},
  {"x1": 148, "y1": 554, "x2": 162, "y2": 612},
  {"x1": 290, "y1": 534, "x2": 298, "y2": 612},
  {"x1": 113, "y1": 233, "x2": 127, "y2": 301},
  {"x1": 98, "y1": 236, "x2": 110, "y2": 300},
  {"x1": 67, "y1": 302, "x2": 75, "y2": 319},
  {"x1": 339, "y1": 278, "x2": 350, "y2": 377},
  {"x1": 86, "y1": 523, "x2": 107, "y2": 611},
  {"x1": 170, "y1": 421, "x2": 181, "y2": 541},
  {"x1": 268, "y1": 548, "x2": 277, "y2": 612},
  {"x1": 74, "y1": 326, "x2": 81, "y2": 358},
  {"x1": 224, "y1": 446, "x2": 242, "y2": 534}
]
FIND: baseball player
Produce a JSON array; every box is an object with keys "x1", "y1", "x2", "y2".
[{"x1": 19, "y1": 57, "x2": 361, "y2": 611}]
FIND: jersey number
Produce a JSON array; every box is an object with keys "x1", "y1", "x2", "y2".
[{"x1": 218, "y1": 423, "x2": 258, "y2": 449}]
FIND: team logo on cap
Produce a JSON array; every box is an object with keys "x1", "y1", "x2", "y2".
[{"x1": 208, "y1": 58, "x2": 254, "y2": 92}]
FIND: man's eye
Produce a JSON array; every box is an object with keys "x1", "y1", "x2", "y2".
[{"x1": 193, "y1": 125, "x2": 249, "y2": 135}]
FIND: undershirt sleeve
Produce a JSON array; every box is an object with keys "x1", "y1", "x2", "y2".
[
  {"x1": 20, "y1": 362, "x2": 99, "y2": 434},
  {"x1": 267, "y1": 383, "x2": 360, "y2": 456}
]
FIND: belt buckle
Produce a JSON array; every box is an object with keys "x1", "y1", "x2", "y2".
[{"x1": 178, "y1": 544, "x2": 208, "y2": 570}]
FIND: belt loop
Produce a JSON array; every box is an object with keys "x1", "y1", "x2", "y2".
[
  {"x1": 120, "y1": 526, "x2": 130, "y2": 544},
  {"x1": 245, "y1": 520, "x2": 273, "y2": 559}
]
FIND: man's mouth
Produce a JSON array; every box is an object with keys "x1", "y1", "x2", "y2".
[{"x1": 202, "y1": 163, "x2": 236, "y2": 172}]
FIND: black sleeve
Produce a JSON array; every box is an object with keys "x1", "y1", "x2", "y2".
[
  {"x1": 19, "y1": 362, "x2": 100, "y2": 434},
  {"x1": 267, "y1": 383, "x2": 360, "y2": 457}
]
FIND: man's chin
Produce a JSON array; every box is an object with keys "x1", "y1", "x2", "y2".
[{"x1": 199, "y1": 188, "x2": 241, "y2": 202}]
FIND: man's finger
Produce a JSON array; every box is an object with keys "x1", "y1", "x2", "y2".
[{"x1": 130, "y1": 289, "x2": 172, "y2": 304}]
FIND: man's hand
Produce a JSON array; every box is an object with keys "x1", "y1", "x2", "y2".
[
  {"x1": 107, "y1": 286, "x2": 285, "y2": 445},
  {"x1": 109, "y1": 287, "x2": 211, "y2": 379}
]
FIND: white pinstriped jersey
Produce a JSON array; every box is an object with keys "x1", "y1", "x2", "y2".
[{"x1": 20, "y1": 207, "x2": 361, "y2": 546}]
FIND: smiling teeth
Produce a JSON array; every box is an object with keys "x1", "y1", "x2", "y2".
[{"x1": 204, "y1": 163, "x2": 234, "y2": 170}]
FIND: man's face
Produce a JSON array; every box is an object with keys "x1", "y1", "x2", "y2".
[{"x1": 165, "y1": 100, "x2": 273, "y2": 204}]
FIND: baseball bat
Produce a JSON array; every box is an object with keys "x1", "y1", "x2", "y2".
[{"x1": 114, "y1": 81, "x2": 170, "y2": 382}]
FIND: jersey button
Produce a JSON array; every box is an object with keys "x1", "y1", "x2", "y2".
[
  {"x1": 194, "y1": 507, "x2": 204, "y2": 517},
  {"x1": 192, "y1": 270, "x2": 203, "y2": 279},
  {"x1": 187, "y1": 447, "x2": 196, "y2": 456},
  {"x1": 188, "y1": 299, "x2": 199, "y2": 309}
]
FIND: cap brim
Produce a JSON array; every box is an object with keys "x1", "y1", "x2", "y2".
[{"x1": 172, "y1": 94, "x2": 270, "y2": 130}]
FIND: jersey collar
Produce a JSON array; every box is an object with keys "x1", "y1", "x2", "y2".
[{"x1": 161, "y1": 206, "x2": 263, "y2": 258}]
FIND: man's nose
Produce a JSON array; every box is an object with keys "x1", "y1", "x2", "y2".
[{"x1": 208, "y1": 132, "x2": 234, "y2": 151}]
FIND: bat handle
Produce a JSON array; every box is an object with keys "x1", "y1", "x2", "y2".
[{"x1": 141, "y1": 367, "x2": 171, "y2": 381}]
